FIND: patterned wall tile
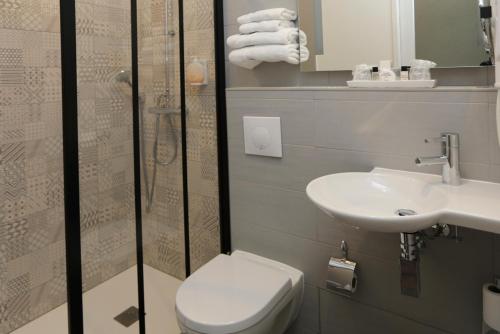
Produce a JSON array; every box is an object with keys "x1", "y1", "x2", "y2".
[
  {"x1": 0, "y1": 0, "x2": 138, "y2": 331},
  {"x1": 185, "y1": 0, "x2": 221, "y2": 273},
  {"x1": 138, "y1": 0, "x2": 221, "y2": 277},
  {"x1": 0, "y1": 0, "x2": 221, "y2": 330},
  {"x1": 138, "y1": 0, "x2": 187, "y2": 279},
  {"x1": 0, "y1": 0, "x2": 23, "y2": 30}
]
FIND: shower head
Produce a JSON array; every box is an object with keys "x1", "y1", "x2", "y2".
[{"x1": 115, "y1": 70, "x2": 133, "y2": 87}]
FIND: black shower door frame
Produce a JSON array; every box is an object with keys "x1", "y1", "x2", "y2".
[{"x1": 59, "y1": 0, "x2": 230, "y2": 333}]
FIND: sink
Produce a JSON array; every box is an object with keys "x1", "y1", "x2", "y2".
[{"x1": 306, "y1": 168, "x2": 500, "y2": 234}]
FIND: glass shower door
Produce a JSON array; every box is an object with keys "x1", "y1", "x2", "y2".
[
  {"x1": 75, "y1": 0, "x2": 141, "y2": 332},
  {"x1": 137, "y1": 0, "x2": 187, "y2": 332}
]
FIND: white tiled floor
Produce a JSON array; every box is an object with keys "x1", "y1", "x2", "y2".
[{"x1": 13, "y1": 265, "x2": 182, "y2": 334}]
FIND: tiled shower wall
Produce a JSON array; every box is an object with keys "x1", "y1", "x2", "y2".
[
  {"x1": 138, "y1": 0, "x2": 187, "y2": 279},
  {"x1": 184, "y1": 0, "x2": 221, "y2": 272},
  {"x1": 76, "y1": 0, "x2": 137, "y2": 290},
  {"x1": 0, "y1": 0, "x2": 138, "y2": 332},
  {"x1": 0, "y1": 0, "x2": 66, "y2": 332},
  {"x1": 139, "y1": 0, "x2": 220, "y2": 277},
  {"x1": 0, "y1": 0, "x2": 221, "y2": 330}
]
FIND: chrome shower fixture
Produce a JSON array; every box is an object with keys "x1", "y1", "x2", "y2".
[
  {"x1": 113, "y1": 69, "x2": 178, "y2": 213},
  {"x1": 114, "y1": 70, "x2": 133, "y2": 87}
]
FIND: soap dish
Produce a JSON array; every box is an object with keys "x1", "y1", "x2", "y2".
[{"x1": 347, "y1": 80, "x2": 437, "y2": 89}]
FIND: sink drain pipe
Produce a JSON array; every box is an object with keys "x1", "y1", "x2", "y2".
[
  {"x1": 397, "y1": 209, "x2": 422, "y2": 297},
  {"x1": 400, "y1": 232, "x2": 422, "y2": 297},
  {"x1": 397, "y1": 208, "x2": 458, "y2": 298}
]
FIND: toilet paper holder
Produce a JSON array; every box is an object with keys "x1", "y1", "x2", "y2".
[
  {"x1": 483, "y1": 276, "x2": 500, "y2": 333},
  {"x1": 326, "y1": 241, "x2": 358, "y2": 294}
]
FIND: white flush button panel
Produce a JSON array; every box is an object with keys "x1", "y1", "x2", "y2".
[{"x1": 243, "y1": 116, "x2": 282, "y2": 158}]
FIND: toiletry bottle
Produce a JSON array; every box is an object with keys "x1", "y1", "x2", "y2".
[
  {"x1": 372, "y1": 67, "x2": 379, "y2": 80},
  {"x1": 400, "y1": 66, "x2": 410, "y2": 80}
]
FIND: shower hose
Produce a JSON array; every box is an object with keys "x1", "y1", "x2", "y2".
[{"x1": 138, "y1": 97, "x2": 178, "y2": 212}]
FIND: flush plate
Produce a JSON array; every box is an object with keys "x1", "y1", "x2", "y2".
[{"x1": 243, "y1": 116, "x2": 282, "y2": 158}]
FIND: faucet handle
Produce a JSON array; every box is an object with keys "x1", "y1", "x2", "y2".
[
  {"x1": 424, "y1": 133, "x2": 459, "y2": 146},
  {"x1": 424, "y1": 135, "x2": 446, "y2": 144}
]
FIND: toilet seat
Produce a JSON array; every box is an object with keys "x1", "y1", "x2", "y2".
[{"x1": 176, "y1": 254, "x2": 292, "y2": 334}]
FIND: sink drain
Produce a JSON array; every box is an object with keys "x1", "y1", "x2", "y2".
[{"x1": 395, "y1": 209, "x2": 417, "y2": 217}]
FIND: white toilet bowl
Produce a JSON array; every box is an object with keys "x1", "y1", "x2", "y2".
[{"x1": 175, "y1": 250, "x2": 304, "y2": 334}]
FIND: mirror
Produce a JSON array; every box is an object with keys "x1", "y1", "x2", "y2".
[{"x1": 299, "y1": 0, "x2": 494, "y2": 72}]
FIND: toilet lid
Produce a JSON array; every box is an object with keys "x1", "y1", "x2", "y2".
[{"x1": 176, "y1": 254, "x2": 292, "y2": 334}]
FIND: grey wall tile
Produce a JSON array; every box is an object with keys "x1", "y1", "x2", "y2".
[
  {"x1": 228, "y1": 88, "x2": 500, "y2": 334},
  {"x1": 494, "y1": 238, "x2": 500, "y2": 276},
  {"x1": 231, "y1": 180, "x2": 318, "y2": 240},
  {"x1": 229, "y1": 141, "x2": 317, "y2": 192},
  {"x1": 340, "y1": 229, "x2": 493, "y2": 334},
  {"x1": 320, "y1": 291, "x2": 449, "y2": 334},
  {"x1": 231, "y1": 221, "x2": 334, "y2": 287},
  {"x1": 227, "y1": 89, "x2": 315, "y2": 100},
  {"x1": 314, "y1": 100, "x2": 490, "y2": 164},
  {"x1": 312, "y1": 146, "x2": 441, "y2": 178},
  {"x1": 285, "y1": 326, "x2": 318, "y2": 334},
  {"x1": 289, "y1": 284, "x2": 320, "y2": 333},
  {"x1": 312, "y1": 89, "x2": 494, "y2": 103},
  {"x1": 316, "y1": 217, "x2": 401, "y2": 261},
  {"x1": 227, "y1": 97, "x2": 316, "y2": 145},
  {"x1": 488, "y1": 104, "x2": 500, "y2": 165}
]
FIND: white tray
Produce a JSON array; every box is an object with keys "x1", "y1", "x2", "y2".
[{"x1": 347, "y1": 80, "x2": 437, "y2": 88}]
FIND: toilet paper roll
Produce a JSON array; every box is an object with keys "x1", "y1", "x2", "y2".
[
  {"x1": 326, "y1": 257, "x2": 358, "y2": 293},
  {"x1": 484, "y1": 283, "x2": 500, "y2": 331}
]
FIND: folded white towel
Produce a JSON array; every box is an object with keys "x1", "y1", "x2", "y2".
[
  {"x1": 227, "y1": 28, "x2": 307, "y2": 49},
  {"x1": 300, "y1": 45, "x2": 310, "y2": 63},
  {"x1": 237, "y1": 8, "x2": 297, "y2": 24},
  {"x1": 229, "y1": 44, "x2": 306, "y2": 69},
  {"x1": 239, "y1": 20, "x2": 295, "y2": 34},
  {"x1": 228, "y1": 56, "x2": 262, "y2": 70}
]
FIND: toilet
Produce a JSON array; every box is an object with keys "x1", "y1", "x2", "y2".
[{"x1": 175, "y1": 250, "x2": 304, "y2": 334}]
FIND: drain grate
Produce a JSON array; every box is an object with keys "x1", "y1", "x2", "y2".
[{"x1": 114, "y1": 306, "x2": 139, "y2": 327}]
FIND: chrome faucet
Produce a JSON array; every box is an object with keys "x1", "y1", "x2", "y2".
[{"x1": 415, "y1": 133, "x2": 461, "y2": 186}]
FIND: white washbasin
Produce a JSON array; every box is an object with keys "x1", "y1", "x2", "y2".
[{"x1": 306, "y1": 168, "x2": 500, "y2": 234}]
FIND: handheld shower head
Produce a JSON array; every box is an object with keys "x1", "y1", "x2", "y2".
[{"x1": 115, "y1": 70, "x2": 133, "y2": 87}]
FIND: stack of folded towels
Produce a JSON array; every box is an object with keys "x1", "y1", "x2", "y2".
[{"x1": 227, "y1": 8, "x2": 309, "y2": 70}]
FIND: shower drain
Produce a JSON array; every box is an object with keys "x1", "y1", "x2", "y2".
[{"x1": 114, "y1": 306, "x2": 139, "y2": 327}]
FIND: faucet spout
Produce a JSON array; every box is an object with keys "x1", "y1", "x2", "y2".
[
  {"x1": 415, "y1": 133, "x2": 461, "y2": 186},
  {"x1": 415, "y1": 156, "x2": 448, "y2": 166}
]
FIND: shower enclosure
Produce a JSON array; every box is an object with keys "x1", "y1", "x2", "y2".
[{"x1": 0, "y1": 0, "x2": 228, "y2": 333}]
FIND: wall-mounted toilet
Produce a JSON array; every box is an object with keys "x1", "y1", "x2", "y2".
[{"x1": 175, "y1": 250, "x2": 304, "y2": 334}]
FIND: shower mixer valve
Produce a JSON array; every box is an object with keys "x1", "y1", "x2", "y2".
[{"x1": 156, "y1": 92, "x2": 172, "y2": 108}]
